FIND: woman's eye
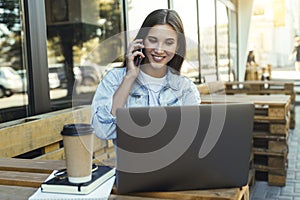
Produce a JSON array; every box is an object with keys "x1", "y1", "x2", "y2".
[
  {"x1": 166, "y1": 39, "x2": 175, "y2": 46},
  {"x1": 148, "y1": 37, "x2": 157, "y2": 43}
]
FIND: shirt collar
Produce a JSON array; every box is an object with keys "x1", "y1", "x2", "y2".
[{"x1": 130, "y1": 66, "x2": 180, "y2": 93}]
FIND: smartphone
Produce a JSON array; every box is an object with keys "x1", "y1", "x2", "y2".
[{"x1": 134, "y1": 48, "x2": 143, "y2": 67}]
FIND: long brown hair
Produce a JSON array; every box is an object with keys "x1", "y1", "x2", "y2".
[{"x1": 134, "y1": 9, "x2": 186, "y2": 73}]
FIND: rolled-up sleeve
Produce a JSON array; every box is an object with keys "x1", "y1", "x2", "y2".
[{"x1": 91, "y1": 68, "x2": 124, "y2": 140}]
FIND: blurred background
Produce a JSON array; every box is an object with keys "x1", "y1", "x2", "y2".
[{"x1": 0, "y1": 0, "x2": 298, "y2": 124}]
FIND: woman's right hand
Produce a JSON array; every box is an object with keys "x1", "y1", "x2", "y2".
[{"x1": 125, "y1": 39, "x2": 144, "y2": 79}]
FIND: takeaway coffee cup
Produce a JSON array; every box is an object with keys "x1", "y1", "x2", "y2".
[{"x1": 61, "y1": 123, "x2": 94, "y2": 183}]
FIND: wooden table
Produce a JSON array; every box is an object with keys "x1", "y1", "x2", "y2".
[
  {"x1": 0, "y1": 158, "x2": 249, "y2": 200},
  {"x1": 201, "y1": 94, "x2": 291, "y2": 122}
]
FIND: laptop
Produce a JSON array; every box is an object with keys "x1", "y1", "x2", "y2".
[{"x1": 115, "y1": 103, "x2": 254, "y2": 194}]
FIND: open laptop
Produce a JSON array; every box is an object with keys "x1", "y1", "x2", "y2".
[{"x1": 115, "y1": 103, "x2": 254, "y2": 194}]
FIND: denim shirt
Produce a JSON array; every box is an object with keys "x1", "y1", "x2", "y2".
[{"x1": 91, "y1": 67, "x2": 201, "y2": 140}]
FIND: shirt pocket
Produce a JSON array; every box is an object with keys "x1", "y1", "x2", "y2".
[{"x1": 127, "y1": 93, "x2": 148, "y2": 107}]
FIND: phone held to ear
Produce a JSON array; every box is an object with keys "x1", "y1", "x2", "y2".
[{"x1": 134, "y1": 48, "x2": 143, "y2": 67}]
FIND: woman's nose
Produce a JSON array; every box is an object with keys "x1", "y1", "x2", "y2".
[{"x1": 154, "y1": 43, "x2": 164, "y2": 53}]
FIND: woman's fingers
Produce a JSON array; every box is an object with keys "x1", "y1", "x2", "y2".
[
  {"x1": 128, "y1": 39, "x2": 144, "y2": 53},
  {"x1": 126, "y1": 39, "x2": 145, "y2": 68}
]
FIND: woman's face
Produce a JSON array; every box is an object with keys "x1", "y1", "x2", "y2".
[{"x1": 143, "y1": 24, "x2": 178, "y2": 70}]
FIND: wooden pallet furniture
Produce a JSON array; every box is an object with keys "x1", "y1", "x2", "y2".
[
  {"x1": 198, "y1": 80, "x2": 296, "y2": 128},
  {"x1": 197, "y1": 81, "x2": 226, "y2": 96},
  {"x1": 0, "y1": 105, "x2": 110, "y2": 162},
  {"x1": 0, "y1": 158, "x2": 250, "y2": 200},
  {"x1": 225, "y1": 81, "x2": 295, "y2": 129},
  {"x1": 201, "y1": 94, "x2": 291, "y2": 186}
]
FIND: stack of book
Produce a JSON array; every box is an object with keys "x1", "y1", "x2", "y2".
[{"x1": 29, "y1": 165, "x2": 116, "y2": 200}]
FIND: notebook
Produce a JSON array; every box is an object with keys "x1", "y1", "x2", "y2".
[
  {"x1": 115, "y1": 103, "x2": 254, "y2": 194},
  {"x1": 41, "y1": 165, "x2": 115, "y2": 195},
  {"x1": 29, "y1": 171, "x2": 115, "y2": 200}
]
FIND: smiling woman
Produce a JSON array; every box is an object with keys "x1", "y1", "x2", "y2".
[{"x1": 91, "y1": 9, "x2": 201, "y2": 141}]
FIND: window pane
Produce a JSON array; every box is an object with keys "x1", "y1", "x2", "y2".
[
  {"x1": 229, "y1": 10, "x2": 237, "y2": 81},
  {"x1": 217, "y1": 1, "x2": 230, "y2": 81},
  {"x1": 0, "y1": 0, "x2": 28, "y2": 123},
  {"x1": 127, "y1": 0, "x2": 168, "y2": 33},
  {"x1": 173, "y1": 0, "x2": 200, "y2": 83},
  {"x1": 45, "y1": 0, "x2": 124, "y2": 110},
  {"x1": 199, "y1": 0, "x2": 217, "y2": 82}
]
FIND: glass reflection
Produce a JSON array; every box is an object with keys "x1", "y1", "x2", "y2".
[
  {"x1": 173, "y1": 0, "x2": 200, "y2": 83},
  {"x1": 217, "y1": 1, "x2": 230, "y2": 81},
  {"x1": 0, "y1": 0, "x2": 28, "y2": 123},
  {"x1": 127, "y1": 0, "x2": 168, "y2": 33},
  {"x1": 45, "y1": 0, "x2": 123, "y2": 110},
  {"x1": 199, "y1": 0, "x2": 217, "y2": 82}
]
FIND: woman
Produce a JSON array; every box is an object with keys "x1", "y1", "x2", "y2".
[
  {"x1": 91, "y1": 9, "x2": 201, "y2": 140},
  {"x1": 293, "y1": 37, "x2": 300, "y2": 71}
]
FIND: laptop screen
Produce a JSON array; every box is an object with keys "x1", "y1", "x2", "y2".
[{"x1": 115, "y1": 103, "x2": 254, "y2": 194}]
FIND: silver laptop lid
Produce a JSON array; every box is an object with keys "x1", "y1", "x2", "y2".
[{"x1": 116, "y1": 103, "x2": 254, "y2": 194}]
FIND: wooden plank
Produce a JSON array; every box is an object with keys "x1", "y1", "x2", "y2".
[
  {"x1": 0, "y1": 106, "x2": 91, "y2": 158},
  {"x1": 200, "y1": 94, "x2": 290, "y2": 106},
  {"x1": 112, "y1": 186, "x2": 249, "y2": 200},
  {"x1": 268, "y1": 173, "x2": 286, "y2": 186},
  {"x1": 254, "y1": 155, "x2": 287, "y2": 170},
  {"x1": 252, "y1": 132, "x2": 288, "y2": 153},
  {"x1": 33, "y1": 147, "x2": 65, "y2": 160},
  {"x1": 33, "y1": 135, "x2": 108, "y2": 160},
  {"x1": 0, "y1": 158, "x2": 66, "y2": 173},
  {"x1": 0, "y1": 170, "x2": 49, "y2": 188},
  {"x1": 225, "y1": 81, "x2": 294, "y2": 91},
  {"x1": 42, "y1": 142, "x2": 60, "y2": 154},
  {"x1": 252, "y1": 148, "x2": 288, "y2": 157},
  {"x1": 255, "y1": 169, "x2": 286, "y2": 186},
  {"x1": 254, "y1": 164, "x2": 287, "y2": 174},
  {"x1": 197, "y1": 81, "x2": 226, "y2": 95},
  {"x1": 109, "y1": 194, "x2": 172, "y2": 199},
  {"x1": 253, "y1": 122, "x2": 289, "y2": 135}
]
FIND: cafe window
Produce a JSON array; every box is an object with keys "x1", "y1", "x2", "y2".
[
  {"x1": 217, "y1": 1, "x2": 230, "y2": 81},
  {"x1": 127, "y1": 0, "x2": 168, "y2": 41},
  {"x1": 45, "y1": 0, "x2": 124, "y2": 110},
  {"x1": 229, "y1": 10, "x2": 238, "y2": 81},
  {"x1": 173, "y1": 0, "x2": 200, "y2": 83},
  {"x1": 0, "y1": 0, "x2": 28, "y2": 123},
  {"x1": 198, "y1": 0, "x2": 217, "y2": 82},
  {"x1": 127, "y1": 0, "x2": 168, "y2": 30}
]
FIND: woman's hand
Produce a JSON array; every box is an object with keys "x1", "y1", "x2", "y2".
[{"x1": 125, "y1": 39, "x2": 144, "y2": 79}]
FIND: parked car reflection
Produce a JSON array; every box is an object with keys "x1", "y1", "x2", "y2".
[
  {"x1": 48, "y1": 72, "x2": 60, "y2": 89},
  {"x1": 0, "y1": 66, "x2": 23, "y2": 98},
  {"x1": 48, "y1": 63, "x2": 82, "y2": 88},
  {"x1": 17, "y1": 69, "x2": 61, "y2": 91},
  {"x1": 78, "y1": 62, "x2": 123, "y2": 86}
]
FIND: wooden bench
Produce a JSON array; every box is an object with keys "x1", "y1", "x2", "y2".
[{"x1": 0, "y1": 105, "x2": 110, "y2": 162}]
